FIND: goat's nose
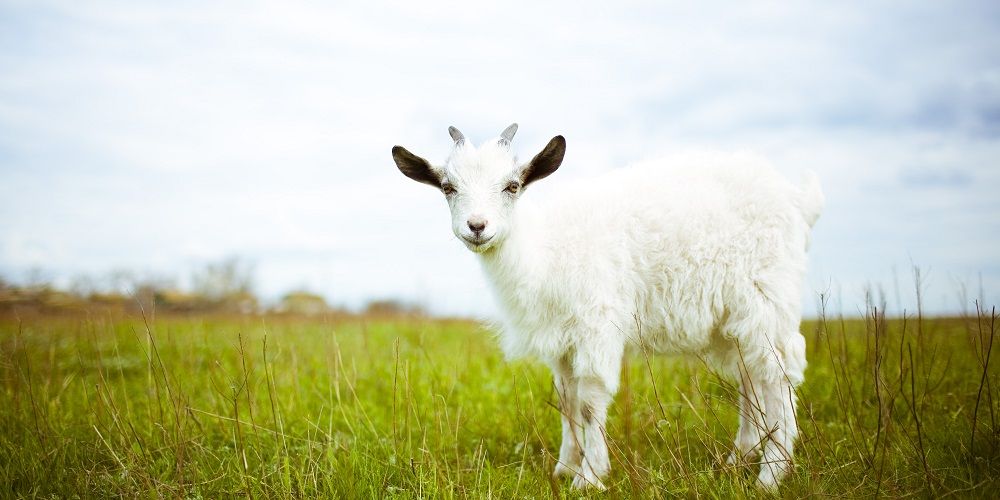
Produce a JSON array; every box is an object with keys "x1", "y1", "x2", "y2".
[{"x1": 467, "y1": 217, "x2": 487, "y2": 233}]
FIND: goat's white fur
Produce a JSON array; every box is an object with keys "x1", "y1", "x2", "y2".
[{"x1": 392, "y1": 125, "x2": 823, "y2": 490}]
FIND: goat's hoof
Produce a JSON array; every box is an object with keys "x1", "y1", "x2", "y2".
[
  {"x1": 571, "y1": 473, "x2": 606, "y2": 491},
  {"x1": 552, "y1": 462, "x2": 577, "y2": 479},
  {"x1": 756, "y1": 475, "x2": 779, "y2": 492},
  {"x1": 756, "y1": 462, "x2": 789, "y2": 491}
]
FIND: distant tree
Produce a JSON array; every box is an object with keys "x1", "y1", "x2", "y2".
[
  {"x1": 277, "y1": 290, "x2": 330, "y2": 316},
  {"x1": 363, "y1": 298, "x2": 426, "y2": 317},
  {"x1": 191, "y1": 257, "x2": 258, "y2": 313},
  {"x1": 68, "y1": 275, "x2": 98, "y2": 297},
  {"x1": 0, "y1": 275, "x2": 12, "y2": 309},
  {"x1": 191, "y1": 257, "x2": 254, "y2": 298},
  {"x1": 25, "y1": 267, "x2": 51, "y2": 291},
  {"x1": 127, "y1": 274, "x2": 175, "y2": 313},
  {"x1": 153, "y1": 289, "x2": 202, "y2": 312},
  {"x1": 0, "y1": 260, "x2": 268, "y2": 314},
  {"x1": 106, "y1": 269, "x2": 135, "y2": 294}
]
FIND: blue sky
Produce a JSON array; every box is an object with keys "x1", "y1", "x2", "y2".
[{"x1": 1, "y1": 1, "x2": 998, "y2": 316}]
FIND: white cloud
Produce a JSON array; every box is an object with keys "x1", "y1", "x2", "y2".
[{"x1": 1, "y1": 0, "x2": 999, "y2": 315}]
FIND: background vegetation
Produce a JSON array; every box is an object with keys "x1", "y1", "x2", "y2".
[{"x1": 0, "y1": 257, "x2": 424, "y2": 318}]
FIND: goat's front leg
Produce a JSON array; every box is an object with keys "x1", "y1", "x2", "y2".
[
  {"x1": 572, "y1": 376, "x2": 614, "y2": 490},
  {"x1": 570, "y1": 344, "x2": 623, "y2": 490},
  {"x1": 551, "y1": 360, "x2": 582, "y2": 479}
]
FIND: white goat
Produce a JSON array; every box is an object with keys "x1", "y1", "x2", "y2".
[{"x1": 392, "y1": 124, "x2": 823, "y2": 490}]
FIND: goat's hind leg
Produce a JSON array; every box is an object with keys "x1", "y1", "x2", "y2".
[
  {"x1": 756, "y1": 326, "x2": 805, "y2": 489},
  {"x1": 728, "y1": 369, "x2": 766, "y2": 466},
  {"x1": 757, "y1": 375, "x2": 797, "y2": 489}
]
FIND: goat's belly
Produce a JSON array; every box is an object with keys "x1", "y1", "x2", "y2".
[{"x1": 638, "y1": 325, "x2": 715, "y2": 355}]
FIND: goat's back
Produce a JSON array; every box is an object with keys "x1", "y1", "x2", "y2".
[{"x1": 525, "y1": 151, "x2": 818, "y2": 359}]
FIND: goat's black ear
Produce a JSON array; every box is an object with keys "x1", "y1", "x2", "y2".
[
  {"x1": 521, "y1": 135, "x2": 565, "y2": 187},
  {"x1": 392, "y1": 146, "x2": 441, "y2": 188}
]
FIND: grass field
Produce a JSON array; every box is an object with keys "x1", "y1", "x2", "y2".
[{"x1": 1, "y1": 305, "x2": 998, "y2": 498}]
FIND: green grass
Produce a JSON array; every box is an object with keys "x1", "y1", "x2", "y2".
[{"x1": 0, "y1": 307, "x2": 998, "y2": 498}]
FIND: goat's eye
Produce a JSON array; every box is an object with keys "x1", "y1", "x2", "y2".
[
  {"x1": 442, "y1": 184, "x2": 456, "y2": 195},
  {"x1": 504, "y1": 182, "x2": 521, "y2": 194}
]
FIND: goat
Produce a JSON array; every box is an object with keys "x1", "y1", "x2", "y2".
[{"x1": 391, "y1": 124, "x2": 823, "y2": 490}]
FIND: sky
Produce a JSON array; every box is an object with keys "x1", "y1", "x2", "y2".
[{"x1": 1, "y1": 0, "x2": 998, "y2": 317}]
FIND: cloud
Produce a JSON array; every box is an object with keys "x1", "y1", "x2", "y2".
[{"x1": 1, "y1": 0, "x2": 999, "y2": 315}]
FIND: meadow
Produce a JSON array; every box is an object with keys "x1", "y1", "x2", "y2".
[{"x1": 1, "y1": 303, "x2": 997, "y2": 498}]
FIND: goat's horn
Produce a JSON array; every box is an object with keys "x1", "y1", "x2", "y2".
[
  {"x1": 500, "y1": 123, "x2": 518, "y2": 143},
  {"x1": 448, "y1": 126, "x2": 465, "y2": 144}
]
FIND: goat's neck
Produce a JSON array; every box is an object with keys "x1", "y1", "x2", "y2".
[{"x1": 478, "y1": 204, "x2": 548, "y2": 296}]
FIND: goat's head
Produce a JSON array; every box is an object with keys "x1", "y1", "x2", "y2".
[{"x1": 392, "y1": 124, "x2": 565, "y2": 253}]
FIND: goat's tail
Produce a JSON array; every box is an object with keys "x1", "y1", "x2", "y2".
[{"x1": 797, "y1": 171, "x2": 824, "y2": 228}]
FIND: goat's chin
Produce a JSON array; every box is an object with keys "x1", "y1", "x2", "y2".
[
  {"x1": 465, "y1": 241, "x2": 496, "y2": 254},
  {"x1": 459, "y1": 235, "x2": 499, "y2": 253}
]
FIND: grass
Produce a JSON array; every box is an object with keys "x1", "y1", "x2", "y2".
[{"x1": 0, "y1": 303, "x2": 998, "y2": 498}]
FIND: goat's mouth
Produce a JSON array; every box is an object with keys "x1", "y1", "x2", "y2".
[{"x1": 461, "y1": 234, "x2": 494, "y2": 250}]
